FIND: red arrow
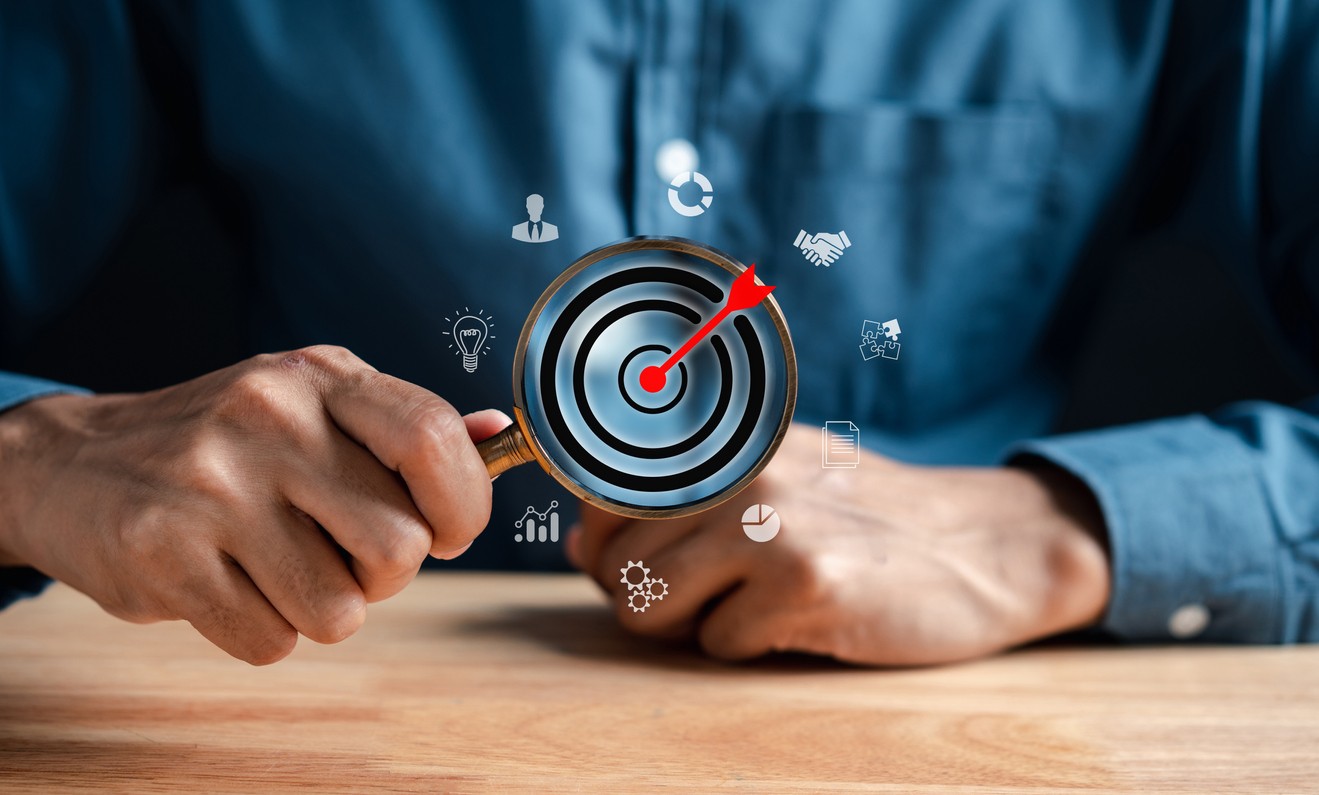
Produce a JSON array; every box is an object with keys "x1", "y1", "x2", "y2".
[{"x1": 640, "y1": 264, "x2": 775, "y2": 393}]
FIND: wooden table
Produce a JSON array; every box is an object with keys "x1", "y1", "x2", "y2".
[{"x1": 1, "y1": 574, "x2": 1316, "y2": 793}]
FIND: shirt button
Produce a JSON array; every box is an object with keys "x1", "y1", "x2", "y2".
[
  {"x1": 655, "y1": 138, "x2": 699, "y2": 181},
  {"x1": 1167, "y1": 604, "x2": 1211, "y2": 639}
]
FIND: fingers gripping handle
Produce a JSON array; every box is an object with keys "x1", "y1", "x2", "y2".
[{"x1": 477, "y1": 423, "x2": 537, "y2": 478}]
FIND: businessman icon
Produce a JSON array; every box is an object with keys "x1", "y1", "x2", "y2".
[{"x1": 511, "y1": 193, "x2": 559, "y2": 243}]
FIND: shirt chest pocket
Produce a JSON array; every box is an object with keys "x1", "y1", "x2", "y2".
[{"x1": 767, "y1": 104, "x2": 1060, "y2": 430}]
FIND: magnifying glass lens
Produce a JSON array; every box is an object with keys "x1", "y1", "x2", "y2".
[{"x1": 483, "y1": 237, "x2": 796, "y2": 519}]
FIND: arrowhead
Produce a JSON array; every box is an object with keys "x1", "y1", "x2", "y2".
[{"x1": 727, "y1": 264, "x2": 775, "y2": 311}]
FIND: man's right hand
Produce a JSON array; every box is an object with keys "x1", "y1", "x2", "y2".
[{"x1": 0, "y1": 346, "x2": 505, "y2": 664}]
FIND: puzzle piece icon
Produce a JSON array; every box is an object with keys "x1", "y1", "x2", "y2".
[{"x1": 860, "y1": 318, "x2": 900, "y2": 361}]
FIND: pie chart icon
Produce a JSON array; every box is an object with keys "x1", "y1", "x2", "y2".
[{"x1": 741, "y1": 504, "x2": 780, "y2": 543}]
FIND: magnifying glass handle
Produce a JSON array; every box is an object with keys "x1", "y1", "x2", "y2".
[{"x1": 477, "y1": 423, "x2": 537, "y2": 479}]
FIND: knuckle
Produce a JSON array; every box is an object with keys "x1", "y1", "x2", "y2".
[
  {"x1": 408, "y1": 405, "x2": 491, "y2": 543},
  {"x1": 410, "y1": 403, "x2": 468, "y2": 468},
  {"x1": 697, "y1": 623, "x2": 740, "y2": 661},
  {"x1": 357, "y1": 518, "x2": 432, "y2": 582},
  {"x1": 428, "y1": 514, "x2": 486, "y2": 558},
  {"x1": 377, "y1": 520, "x2": 433, "y2": 572},
  {"x1": 171, "y1": 442, "x2": 252, "y2": 508},
  {"x1": 247, "y1": 351, "x2": 284, "y2": 370},
  {"x1": 119, "y1": 506, "x2": 186, "y2": 573},
  {"x1": 241, "y1": 626, "x2": 299, "y2": 666},
  {"x1": 292, "y1": 344, "x2": 360, "y2": 376},
  {"x1": 308, "y1": 592, "x2": 367, "y2": 645},
  {"x1": 773, "y1": 551, "x2": 842, "y2": 622},
  {"x1": 264, "y1": 548, "x2": 372, "y2": 639},
  {"x1": 99, "y1": 593, "x2": 167, "y2": 625},
  {"x1": 280, "y1": 345, "x2": 378, "y2": 403},
  {"x1": 779, "y1": 550, "x2": 827, "y2": 603},
  {"x1": 216, "y1": 371, "x2": 292, "y2": 423}
]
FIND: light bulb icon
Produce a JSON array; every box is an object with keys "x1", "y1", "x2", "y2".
[{"x1": 443, "y1": 308, "x2": 495, "y2": 373}]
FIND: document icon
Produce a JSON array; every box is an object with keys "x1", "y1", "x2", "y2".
[{"x1": 821, "y1": 421, "x2": 861, "y2": 469}]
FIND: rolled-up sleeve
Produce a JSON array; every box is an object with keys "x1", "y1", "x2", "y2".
[
  {"x1": 0, "y1": 372, "x2": 89, "y2": 608},
  {"x1": 1013, "y1": 399, "x2": 1319, "y2": 643}
]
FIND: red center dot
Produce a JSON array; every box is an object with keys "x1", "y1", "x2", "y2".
[{"x1": 639, "y1": 366, "x2": 666, "y2": 393}]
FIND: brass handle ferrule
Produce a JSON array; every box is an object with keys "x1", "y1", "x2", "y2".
[{"x1": 477, "y1": 423, "x2": 537, "y2": 479}]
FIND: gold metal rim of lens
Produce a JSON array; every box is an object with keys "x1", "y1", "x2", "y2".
[{"x1": 477, "y1": 235, "x2": 797, "y2": 520}]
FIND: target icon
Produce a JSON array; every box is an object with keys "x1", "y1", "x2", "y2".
[{"x1": 479, "y1": 236, "x2": 797, "y2": 518}]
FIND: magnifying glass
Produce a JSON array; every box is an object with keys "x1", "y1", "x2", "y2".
[{"x1": 476, "y1": 236, "x2": 797, "y2": 519}]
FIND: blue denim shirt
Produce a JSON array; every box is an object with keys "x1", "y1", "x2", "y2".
[{"x1": 2, "y1": 0, "x2": 1317, "y2": 644}]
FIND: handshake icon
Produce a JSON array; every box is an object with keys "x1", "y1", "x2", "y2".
[{"x1": 794, "y1": 229, "x2": 851, "y2": 267}]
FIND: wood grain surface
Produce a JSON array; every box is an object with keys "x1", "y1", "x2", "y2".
[{"x1": 1, "y1": 573, "x2": 1316, "y2": 793}]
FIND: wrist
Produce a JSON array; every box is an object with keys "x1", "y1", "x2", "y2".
[
  {"x1": 1018, "y1": 461, "x2": 1111, "y2": 635},
  {"x1": 0, "y1": 394, "x2": 89, "y2": 567}
]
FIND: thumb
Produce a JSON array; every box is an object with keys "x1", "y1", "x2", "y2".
[{"x1": 463, "y1": 409, "x2": 513, "y2": 442}]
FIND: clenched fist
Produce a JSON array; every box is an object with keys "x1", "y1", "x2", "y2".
[
  {"x1": 568, "y1": 423, "x2": 1110, "y2": 666},
  {"x1": 0, "y1": 346, "x2": 506, "y2": 664}
]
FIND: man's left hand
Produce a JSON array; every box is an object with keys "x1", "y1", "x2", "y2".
[{"x1": 567, "y1": 424, "x2": 1110, "y2": 666}]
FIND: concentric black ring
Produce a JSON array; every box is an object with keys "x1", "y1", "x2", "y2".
[
  {"x1": 618, "y1": 345, "x2": 687, "y2": 414},
  {"x1": 538, "y1": 267, "x2": 767, "y2": 492},
  {"x1": 573, "y1": 299, "x2": 732, "y2": 460}
]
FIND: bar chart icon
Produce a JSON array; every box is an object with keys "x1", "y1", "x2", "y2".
[
  {"x1": 821, "y1": 421, "x2": 860, "y2": 468},
  {"x1": 514, "y1": 500, "x2": 560, "y2": 542}
]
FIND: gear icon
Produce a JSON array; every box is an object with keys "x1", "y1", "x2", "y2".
[
  {"x1": 645, "y1": 578, "x2": 668, "y2": 602},
  {"x1": 627, "y1": 591, "x2": 651, "y2": 613},
  {"x1": 619, "y1": 561, "x2": 650, "y2": 591}
]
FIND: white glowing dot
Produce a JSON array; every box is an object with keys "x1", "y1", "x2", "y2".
[{"x1": 655, "y1": 138, "x2": 699, "y2": 181}]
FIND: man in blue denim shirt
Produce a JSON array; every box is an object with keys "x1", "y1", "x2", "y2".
[{"x1": 1, "y1": 1, "x2": 1316, "y2": 666}]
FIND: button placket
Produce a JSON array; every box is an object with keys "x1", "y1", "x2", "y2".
[{"x1": 633, "y1": 0, "x2": 706, "y2": 233}]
